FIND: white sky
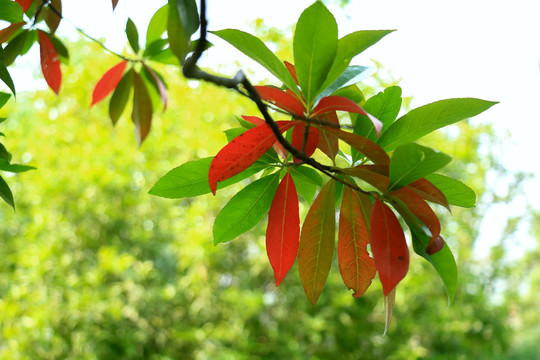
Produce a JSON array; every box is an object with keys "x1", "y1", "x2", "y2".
[{"x1": 5, "y1": 0, "x2": 540, "y2": 257}]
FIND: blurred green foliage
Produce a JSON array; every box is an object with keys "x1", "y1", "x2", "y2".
[{"x1": 0, "y1": 38, "x2": 537, "y2": 359}]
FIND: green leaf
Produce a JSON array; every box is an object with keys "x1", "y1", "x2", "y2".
[
  {"x1": 389, "y1": 143, "x2": 451, "y2": 191},
  {"x1": 167, "y1": 0, "x2": 189, "y2": 63},
  {"x1": 289, "y1": 165, "x2": 322, "y2": 204},
  {"x1": 109, "y1": 68, "x2": 133, "y2": 125},
  {"x1": 0, "y1": 49, "x2": 15, "y2": 96},
  {"x1": 410, "y1": 226, "x2": 457, "y2": 306},
  {"x1": 378, "y1": 98, "x2": 498, "y2": 151},
  {"x1": 149, "y1": 157, "x2": 268, "y2": 199},
  {"x1": 146, "y1": 4, "x2": 169, "y2": 47},
  {"x1": 0, "y1": 142, "x2": 10, "y2": 161},
  {"x1": 50, "y1": 35, "x2": 69, "y2": 62},
  {"x1": 0, "y1": 174, "x2": 14, "y2": 209},
  {"x1": 125, "y1": 18, "x2": 140, "y2": 53},
  {"x1": 143, "y1": 39, "x2": 169, "y2": 58},
  {"x1": 353, "y1": 86, "x2": 402, "y2": 145},
  {"x1": 212, "y1": 29, "x2": 299, "y2": 96},
  {"x1": 0, "y1": 0, "x2": 24, "y2": 23},
  {"x1": 131, "y1": 71, "x2": 153, "y2": 145},
  {"x1": 150, "y1": 48, "x2": 180, "y2": 65},
  {"x1": 320, "y1": 30, "x2": 394, "y2": 95},
  {"x1": 213, "y1": 172, "x2": 280, "y2": 245},
  {"x1": 316, "y1": 65, "x2": 373, "y2": 101},
  {"x1": 0, "y1": 91, "x2": 10, "y2": 108},
  {"x1": 172, "y1": 0, "x2": 199, "y2": 36},
  {"x1": 425, "y1": 174, "x2": 476, "y2": 208},
  {"x1": 0, "y1": 158, "x2": 35, "y2": 173},
  {"x1": 331, "y1": 84, "x2": 364, "y2": 104},
  {"x1": 3, "y1": 30, "x2": 29, "y2": 66},
  {"x1": 293, "y1": 1, "x2": 338, "y2": 106}
]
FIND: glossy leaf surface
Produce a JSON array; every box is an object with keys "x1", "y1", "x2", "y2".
[
  {"x1": 298, "y1": 179, "x2": 336, "y2": 306},
  {"x1": 291, "y1": 123, "x2": 318, "y2": 160},
  {"x1": 214, "y1": 173, "x2": 280, "y2": 245},
  {"x1": 426, "y1": 174, "x2": 476, "y2": 208},
  {"x1": 146, "y1": 5, "x2": 168, "y2": 47},
  {"x1": 322, "y1": 127, "x2": 390, "y2": 165},
  {"x1": 91, "y1": 60, "x2": 128, "y2": 106},
  {"x1": 370, "y1": 198, "x2": 409, "y2": 296},
  {"x1": 254, "y1": 85, "x2": 304, "y2": 117},
  {"x1": 266, "y1": 171, "x2": 300, "y2": 286},
  {"x1": 38, "y1": 30, "x2": 61, "y2": 94},
  {"x1": 316, "y1": 65, "x2": 373, "y2": 101},
  {"x1": 338, "y1": 188, "x2": 376, "y2": 297}
]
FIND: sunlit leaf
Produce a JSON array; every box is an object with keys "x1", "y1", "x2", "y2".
[
  {"x1": 0, "y1": 0, "x2": 24, "y2": 23},
  {"x1": 109, "y1": 68, "x2": 133, "y2": 125},
  {"x1": 338, "y1": 188, "x2": 376, "y2": 297},
  {"x1": 0, "y1": 61, "x2": 15, "y2": 96},
  {"x1": 291, "y1": 123, "x2": 318, "y2": 160},
  {"x1": 316, "y1": 65, "x2": 373, "y2": 101},
  {"x1": 167, "y1": 0, "x2": 189, "y2": 63},
  {"x1": 316, "y1": 111, "x2": 339, "y2": 160},
  {"x1": 91, "y1": 60, "x2": 128, "y2": 106},
  {"x1": 38, "y1": 30, "x2": 61, "y2": 94},
  {"x1": 240, "y1": 115, "x2": 287, "y2": 158},
  {"x1": 426, "y1": 174, "x2": 476, "y2": 208},
  {"x1": 289, "y1": 165, "x2": 322, "y2": 204},
  {"x1": 283, "y1": 61, "x2": 298, "y2": 85},
  {"x1": 125, "y1": 18, "x2": 140, "y2": 53},
  {"x1": 213, "y1": 172, "x2": 280, "y2": 245},
  {"x1": 321, "y1": 127, "x2": 390, "y2": 165},
  {"x1": 0, "y1": 21, "x2": 25, "y2": 44},
  {"x1": 298, "y1": 179, "x2": 336, "y2": 306},
  {"x1": 44, "y1": 0, "x2": 62, "y2": 34},
  {"x1": 0, "y1": 158, "x2": 35, "y2": 173},
  {"x1": 408, "y1": 177, "x2": 451, "y2": 212},
  {"x1": 0, "y1": 174, "x2": 14, "y2": 209},
  {"x1": 370, "y1": 198, "x2": 409, "y2": 296},
  {"x1": 146, "y1": 4, "x2": 168, "y2": 47},
  {"x1": 131, "y1": 71, "x2": 153, "y2": 145},
  {"x1": 293, "y1": 1, "x2": 337, "y2": 105},
  {"x1": 254, "y1": 86, "x2": 304, "y2": 117},
  {"x1": 3, "y1": 30, "x2": 29, "y2": 66},
  {"x1": 266, "y1": 171, "x2": 300, "y2": 286}
]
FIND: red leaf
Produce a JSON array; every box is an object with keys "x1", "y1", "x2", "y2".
[
  {"x1": 266, "y1": 171, "x2": 300, "y2": 286},
  {"x1": 298, "y1": 180, "x2": 336, "y2": 306},
  {"x1": 322, "y1": 127, "x2": 390, "y2": 165},
  {"x1": 15, "y1": 0, "x2": 33, "y2": 12},
  {"x1": 0, "y1": 22, "x2": 25, "y2": 44},
  {"x1": 390, "y1": 187, "x2": 442, "y2": 253},
  {"x1": 209, "y1": 121, "x2": 297, "y2": 194},
  {"x1": 338, "y1": 188, "x2": 376, "y2": 297},
  {"x1": 291, "y1": 123, "x2": 319, "y2": 161},
  {"x1": 38, "y1": 30, "x2": 61, "y2": 94},
  {"x1": 370, "y1": 198, "x2": 409, "y2": 296},
  {"x1": 408, "y1": 178, "x2": 451, "y2": 212},
  {"x1": 91, "y1": 60, "x2": 128, "y2": 106},
  {"x1": 284, "y1": 61, "x2": 299, "y2": 85},
  {"x1": 312, "y1": 96, "x2": 383, "y2": 136},
  {"x1": 316, "y1": 111, "x2": 339, "y2": 160},
  {"x1": 343, "y1": 165, "x2": 389, "y2": 192},
  {"x1": 112, "y1": 0, "x2": 119, "y2": 10},
  {"x1": 241, "y1": 115, "x2": 287, "y2": 159},
  {"x1": 143, "y1": 64, "x2": 168, "y2": 110},
  {"x1": 254, "y1": 85, "x2": 305, "y2": 117}
]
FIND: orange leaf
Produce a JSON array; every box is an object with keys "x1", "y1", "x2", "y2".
[
  {"x1": 241, "y1": 115, "x2": 287, "y2": 159},
  {"x1": 338, "y1": 188, "x2": 376, "y2": 297},
  {"x1": 0, "y1": 22, "x2": 25, "y2": 44},
  {"x1": 38, "y1": 30, "x2": 61, "y2": 94},
  {"x1": 342, "y1": 165, "x2": 389, "y2": 192},
  {"x1": 266, "y1": 171, "x2": 300, "y2": 286},
  {"x1": 284, "y1": 61, "x2": 299, "y2": 85},
  {"x1": 91, "y1": 60, "x2": 128, "y2": 106},
  {"x1": 408, "y1": 178, "x2": 451, "y2": 212},
  {"x1": 298, "y1": 180, "x2": 336, "y2": 306},
  {"x1": 255, "y1": 85, "x2": 305, "y2": 117},
  {"x1": 209, "y1": 121, "x2": 297, "y2": 194},
  {"x1": 370, "y1": 198, "x2": 409, "y2": 296}
]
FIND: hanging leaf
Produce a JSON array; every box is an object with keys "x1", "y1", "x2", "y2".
[
  {"x1": 383, "y1": 287, "x2": 396, "y2": 337},
  {"x1": 293, "y1": 1, "x2": 338, "y2": 105},
  {"x1": 322, "y1": 127, "x2": 390, "y2": 165},
  {"x1": 0, "y1": 158, "x2": 35, "y2": 173},
  {"x1": 214, "y1": 172, "x2": 280, "y2": 245},
  {"x1": 0, "y1": 0, "x2": 24, "y2": 23},
  {"x1": 298, "y1": 179, "x2": 336, "y2": 306},
  {"x1": 342, "y1": 165, "x2": 389, "y2": 192},
  {"x1": 38, "y1": 30, "x2": 61, "y2": 94},
  {"x1": 111, "y1": 0, "x2": 119, "y2": 10},
  {"x1": 212, "y1": 29, "x2": 299, "y2": 96},
  {"x1": 408, "y1": 177, "x2": 451, "y2": 212},
  {"x1": 266, "y1": 171, "x2": 300, "y2": 286},
  {"x1": 425, "y1": 174, "x2": 476, "y2": 208},
  {"x1": 291, "y1": 123, "x2": 318, "y2": 160},
  {"x1": 0, "y1": 21, "x2": 25, "y2": 44},
  {"x1": 91, "y1": 60, "x2": 128, "y2": 106},
  {"x1": 45, "y1": 0, "x2": 62, "y2": 34},
  {"x1": 0, "y1": 174, "x2": 14, "y2": 209},
  {"x1": 142, "y1": 64, "x2": 168, "y2": 110},
  {"x1": 208, "y1": 121, "x2": 297, "y2": 194},
  {"x1": 0, "y1": 47, "x2": 15, "y2": 95},
  {"x1": 370, "y1": 198, "x2": 409, "y2": 296},
  {"x1": 2, "y1": 30, "x2": 29, "y2": 66},
  {"x1": 15, "y1": 0, "x2": 33, "y2": 12},
  {"x1": 316, "y1": 111, "x2": 339, "y2": 160},
  {"x1": 378, "y1": 98, "x2": 498, "y2": 151},
  {"x1": 131, "y1": 71, "x2": 153, "y2": 145},
  {"x1": 254, "y1": 86, "x2": 304, "y2": 117},
  {"x1": 125, "y1": 18, "x2": 140, "y2": 53},
  {"x1": 109, "y1": 68, "x2": 133, "y2": 125},
  {"x1": 389, "y1": 143, "x2": 451, "y2": 191},
  {"x1": 338, "y1": 188, "x2": 376, "y2": 297}
]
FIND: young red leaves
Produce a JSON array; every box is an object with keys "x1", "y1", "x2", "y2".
[
  {"x1": 91, "y1": 60, "x2": 128, "y2": 106},
  {"x1": 38, "y1": 30, "x2": 61, "y2": 94},
  {"x1": 15, "y1": 0, "x2": 33, "y2": 12},
  {"x1": 298, "y1": 180, "x2": 336, "y2": 306},
  {"x1": 254, "y1": 85, "x2": 304, "y2": 117},
  {"x1": 370, "y1": 198, "x2": 409, "y2": 296},
  {"x1": 266, "y1": 171, "x2": 300, "y2": 286},
  {"x1": 338, "y1": 188, "x2": 376, "y2": 297},
  {"x1": 291, "y1": 123, "x2": 319, "y2": 161},
  {"x1": 209, "y1": 121, "x2": 297, "y2": 194}
]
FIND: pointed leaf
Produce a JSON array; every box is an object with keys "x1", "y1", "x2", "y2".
[
  {"x1": 383, "y1": 287, "x2": 396, "y2": 337},
  {"x1": 45, "y1": 0, "x2": 62, "y2": 34},
  {"x1": 291, "y1": 123, "x2": 318, "y2": 160},
  {"x1": 49, "y1": 35, "x2": 68, "y2": 61},
  {"x1": 298, "y1": 179, "x2": 336, "y2": 306},
  {"x1": 0, "y1": 21, "x2": 25, "y2": 44},
  {"x1": 378, "y1": 98, "x2": 498, "y2": 151},
  {"x1": 109, "y1": 68, "x2": 133, "y2": 125},
  {"x1": 254, "y1": 86, "x2": 304, "y2": 117},
  {"x1": 0, "y1": 174, "x2": 14, "y2": 209},
  {"x1": 338, "y1": 188, "x2": 376, "y2": 297},
  {"x1": 370, "y1": 198, "x2": 409, "y2": 296},
  {"x1": 131, "y1": 71, "x2": 153, "y2": 145},
  {"x1": 316, "y1": 111, "x2": 339, "y2": 160},
  {"x1": 111, "y1": 0, "x2": 119, "y2": 10},
  {"x1": 240, "y1": 115, "x2": 286, "y2": 158},
  {"x1": 267, "y1": 171, "x2": 300, "y2": 286},
  {"x1": 125, "y1": 18, "x2": 140, "y2": 53},
  {"x1": 425, "y1": 174, "x2": 476, "y2": 208},
  {"x1": 320, "y1": 30, "x2": 395, "y2": 94},
  {"x1": 0, "y1": 92, "x2": 10, "y2": 108},
  {"x1": 0, "y1": 158, "x2": 35, "y2": 173},
  {"x1": 343, "y1": 165, "x2": 389, "y2": 192},
  {"x1": 389, "y1": 143, "x2": 451, "y2": 190},
  {"x1": 408, "y1": 177, "x2": 450, "y2": 212},
  {"x1": 293, "y1": 1, "x2": 338, "y2": 105},
  {"x1": 38, "y1": 30, "x2": 61, "y2": 94},
  {"x1": 283, "y1": 61, "x2": 298, "y2": 85},
  {"x1": 322, "y1": 127, "x2": 390, "y2": 165},
  {"x1": 212, "y1": 29, "x2": 299, "y2": 96},
  {"x1": 214, "y1": 173, "x2": 280, "y2": 245},
  {"x1": 91, "y1": 60, "x2": 128, "y2": 106},
  {"x1": 316, "y1": 65, "x2": 374, "y2": 101},
  {"x1": 0, "y1": 63, "x2": 15, "y2": 96},
  {"x1": 146, "y1": 5, "x2": 168, "y2": 47},
  {"x1": 289, "y1": 165, "x2": 322, "y2": 204},
  {"x1": 171, "y1": 0, "x2": 199, "y2": 36},
  {"x1": 142, "y1": 65, "x2": 168, "y2": 110},
  {"x1": 15, "y1": 0, "x2": 33, "y2": 12},
  {"x1": 2, "y1": 29, "x2": 29, "y2": 66},
  {"x1": 208, "y1": 121, "x2": 297, "y2": 194},
  {"x1": 0, "y1": 0, "x2": 24, "y2": 23}
]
